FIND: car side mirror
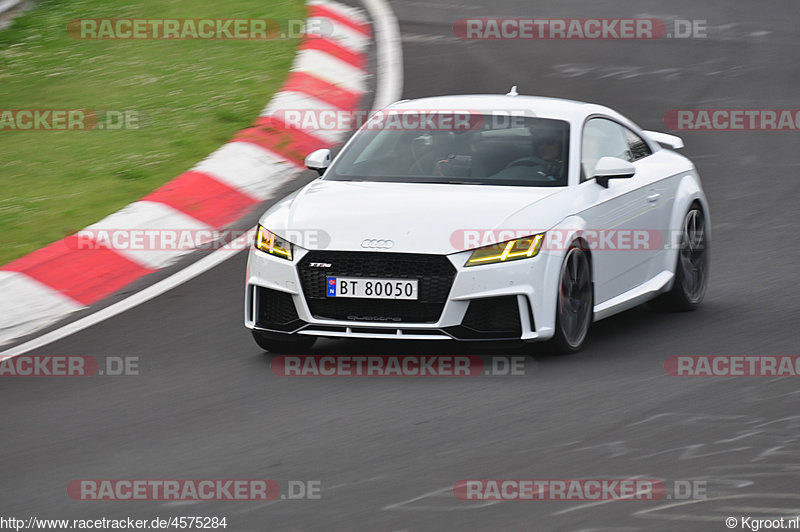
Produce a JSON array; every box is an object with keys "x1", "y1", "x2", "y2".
[
  {"x1": 305, "y1": 149, "x2": 331, "y2": 176},
  {"x1": 593, "y1": 156, "x2": 635, "y2": 188}
]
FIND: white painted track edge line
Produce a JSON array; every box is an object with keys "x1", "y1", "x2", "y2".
[
  {"x1": 0, "y1": 232, "x2": 254, "y2": 358},
  {"x1": 362, "y1": 0, "x2": 403, "y2": 109}
]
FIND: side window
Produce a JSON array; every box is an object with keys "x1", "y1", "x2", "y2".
[
  {"x1": 624, "y1": 127, "x2": 652, "y2": 161},
  {"x1": 581, "y1": 118, "x2": 632, "y2": 182}
]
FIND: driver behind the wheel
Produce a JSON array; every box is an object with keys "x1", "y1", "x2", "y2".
[{"x1": 532, "y1": 127, "x2": 565, "y2": 180}]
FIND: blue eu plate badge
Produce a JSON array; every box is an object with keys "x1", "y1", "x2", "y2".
[{"x1": 327, "y1": 277, "x2": 337, "y2": 296}]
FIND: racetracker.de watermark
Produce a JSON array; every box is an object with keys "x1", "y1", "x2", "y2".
[
  {"x1": 0, "y1": 110, "x2": 145, "y2": 131},
  {"x1": 451, "y1": 229, "x2": 667, "y2": 252},
  {"x1": 271, "y1": 355, "x2": 526, "y2": 377},
  {"x1": 454, "y1": 479, "x2": 670, "y2": 500},
  {"x1": 272, "y1": 109, "x2": 533, "y2": 132},
  {"x1": 453, "y1": 18, "x2": 707, "y2": 40},
  {"x1": 665, "y1": 356, "x2": 800, "y2": 377},
  {"x1": 665, "y1": 109, "x2": 800, "y2": 131},
  {"x1": 454, "y1": 479, "x2": 708, "y2": 501},
  {"x1": 67, "y1": 228, "x2": 330, "y2": 251},
  {"x1": 68, "y1": 229, "x2": 258, "y2": 251},
  {"x1": 68, "y1": 480, "x2": 279, "y2": 501},
  {"x1": 67, "y1": 18, "x2": 335, "y2": 40},
  {"x1": 67, "y1": 479, "x2": 321, "y2": 501},
  {"x1": 0, "y1": 356, "x2": 138, "y2": 376}
]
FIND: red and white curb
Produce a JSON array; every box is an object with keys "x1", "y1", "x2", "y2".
[{"x1": 0, "y1": 0, "x2": 372, "y2": 346}]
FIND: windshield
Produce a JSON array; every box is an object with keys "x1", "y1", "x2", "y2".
[{"x1": 325, "y1": 113, "x2": 569, "y2": 187}]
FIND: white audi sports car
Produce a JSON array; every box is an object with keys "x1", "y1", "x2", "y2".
[{"x1": 245, "y1": 91, "x2": 709, "y2": 353}]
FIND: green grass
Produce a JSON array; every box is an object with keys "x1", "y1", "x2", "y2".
[{"x1": 0, "y1": 0, "x2": 306, "y2": 265}]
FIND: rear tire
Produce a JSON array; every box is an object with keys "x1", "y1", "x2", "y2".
[
  {"x1": 251, "y1": 331, "x2": 316, "y2": 353},
  {"x1": 651, "y1": 206, "x2": 708, "y2": 311},
  {"x1": 551, "y1": 245, "x2": 593, "y2": 354}
]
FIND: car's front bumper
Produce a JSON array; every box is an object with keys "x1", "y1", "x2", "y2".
[{"x1": 244, "y1": 246, "x2": 559, "y2": 342}]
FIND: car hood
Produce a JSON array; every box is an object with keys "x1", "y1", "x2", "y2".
[{"x1": 259, "y1": 179, "x2": 569, "y2": 254}]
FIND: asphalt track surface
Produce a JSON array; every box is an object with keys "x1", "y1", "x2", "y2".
[{"x1": 2, "y1": 1, "x2": 800, "y2": 530}]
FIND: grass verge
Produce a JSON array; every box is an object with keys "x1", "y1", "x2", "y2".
[{"x1": 0, "y1": 0, "x2": 306, "y2": 265}]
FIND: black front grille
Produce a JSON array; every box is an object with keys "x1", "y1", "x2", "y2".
[
  {"x1": 255, "y1": 286, "x2": 303, "y2": 331},
  {"x1": 297, "y1": 251, "x2": 456, "y2": 323},
  {"x1": 460, "y1": 296, "x2": 522, "y2": 336}
]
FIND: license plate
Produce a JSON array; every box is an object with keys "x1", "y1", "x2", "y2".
[{"x1": 326, "y1": 277, "x2": 418, "y2": 300}]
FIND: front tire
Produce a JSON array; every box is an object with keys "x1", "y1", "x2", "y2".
[
  {"x1": 652, "y1": 206, "x2": 708, "y2": 311},
  {"x1": 251, "y1": 330, "x2": 316, "y2": 353},
  {"x1": 551, "y1": 245, "x2": 593, "y2": 354}
]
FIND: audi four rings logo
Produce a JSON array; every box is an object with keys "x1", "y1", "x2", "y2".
[{"x1": 361, "y1": 239, "x2": 394, "y2": 249}]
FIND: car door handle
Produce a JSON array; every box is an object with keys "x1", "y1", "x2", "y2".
[{"x1": 647, "y1": 193, "x2": 661, "y2": 203}]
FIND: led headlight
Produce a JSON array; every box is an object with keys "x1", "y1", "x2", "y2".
[
  {"x1": 254, "y1": 226, "x2": 293, "y2": 260},
  {"x1": 465, "y1": 233, "x2": 544, "y2": 267}
]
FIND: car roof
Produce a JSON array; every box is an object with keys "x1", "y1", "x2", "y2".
[{"x1": 388, "y1": 94, "x2": 629, "y2": 125}]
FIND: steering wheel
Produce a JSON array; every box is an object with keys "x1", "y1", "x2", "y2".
[{"x1": 503, "y1": 156, "x2": 549, "y2": 170}]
